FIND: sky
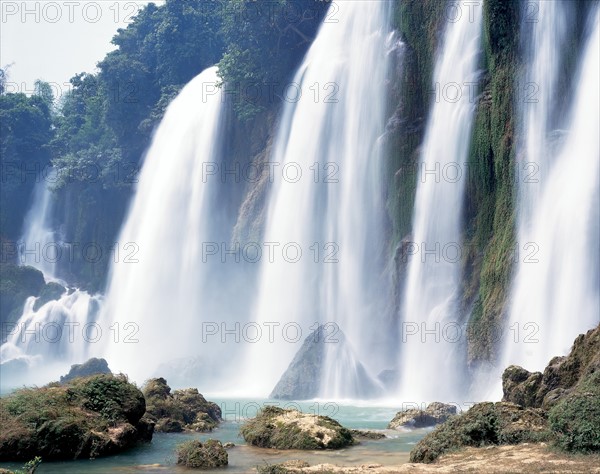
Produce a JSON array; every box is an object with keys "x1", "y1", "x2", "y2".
[{"x1": 1, "y1": 1, "x2": 163, "y2": 100}]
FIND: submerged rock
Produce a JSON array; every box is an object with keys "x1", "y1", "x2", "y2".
[
  {"x1": 270, "y1": 325, "x2": 381, "y2": 400},
  {"x1": 59, "y1": 357, "x2": 111, "y2": 384},
  {"x1": 350, "y1": 429, "x2": 386, "y2": 439},
  {"x1": 142, "y1": 377, "x2": 221, "y2": 432},
  {"x1": 388, "y1": 402, "x2": 457, "y2": 429},
  {"x1": 0, "y1": 374, "x2": 152, "y2": 461},
  {"x1": 241, "y1": 405, "x2": 355, "y2": 450},
  {"x1": 176, "y1": 439, "x2": 228, "y2": 469}
]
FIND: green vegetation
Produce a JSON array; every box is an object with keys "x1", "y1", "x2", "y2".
[
  {"x1": 549, "y1": 392, "x2": 600, "y2": 453},
  {"x1": 0, "y1": 90, "x2": 52, "y2": 239},
  {"x1": 241, "y1": 406, "x2": 354, "y2": 450},
  {"x1": 412, "y1": 326, "x2": 600, "y2": 463},
  {"x1": 0, "y1": 374, "x2": 151, "y2": 461},
  {"x1": 0, "y1": 0, "x2": 326, "y2": 292},
  {"x1": 386, "y1": 0, "x2": 446, "y2": 246},
  {"x1": 409, "y1": 402, "x2": 551, "y2": 463},
  {"x1": 175, "y1": 439, "x2": 228, "y2": 469},
  {"x1": 463, "y1": 0, "x2": 520, "y2": 365},
  {"x1": 503, "y1": 326, "x2": 600, "y2": 453},
  {"x1": 218, "y1": 0, "x2": 327, "y2": 120}
]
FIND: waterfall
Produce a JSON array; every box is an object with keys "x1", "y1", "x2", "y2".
[
  {"x1": 100, "y1": 67, "x2": 236, "y2": 385},
  {"x1": 398, "y1": 0, "x2": 483, "y2": 402},
  {"x1": 502, "y1": 5, "x2": 600, "y2": 374},
  {"x1": 20, "y1": 182, "x2": 59, "y2": 278},
  {"x1": 244, "y1": 0, "x2": 393, "y2": 399},
  {"x1": 1, "y1": 179, "x2": 101, "y2": 388}
]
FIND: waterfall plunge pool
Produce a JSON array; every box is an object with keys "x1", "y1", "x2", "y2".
[{"x1": 0, "y1": 399, "x2": 429, "y2": 472}]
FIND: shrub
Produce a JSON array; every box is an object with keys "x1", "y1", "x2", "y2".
[{"x1": 549, "y1": 392, "x2": 600, "y2": 453}]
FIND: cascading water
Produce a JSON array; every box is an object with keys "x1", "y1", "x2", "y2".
[
  {"x1": 1, "y1": 180, "x2": 102, "y2": 388},
  {"x1": 502, "y1": 5, "x2": 600, "y2": 374},
  {"x1": 100, "y1": 67, "x2": 237, "y2": 385},
  {"x1": 244, "y1": 0, "x2": 394, "y2": 399},
  {"x1": 20, "y1": 182, "x2": 59, "y2": 278},
  {"x1": 398, "y1": 0, "x2": 483, "y2": 402}
]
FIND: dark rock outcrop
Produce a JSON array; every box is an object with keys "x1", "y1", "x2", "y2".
[
  {"x1": 388, "y1": 402, "x2": 457, "y2": 429},
  {"x1": 410, "y1": 325, "x2": 600, "y2": 463},
  {"x1": 142, "y1": 377, "x2": 221, "y2": 432},
  {"x1": 502, "y1": 325, "x2": 600, "y2": 409},
  {"x1": 0, "y1": 374, "x2": 152, "y2": 461},
  {"x1": 59, "y1": 358, "x2": 112, "y2": 384},
  {"x1": 241, "y1": 406, "x2": 355, "y2": 450}
]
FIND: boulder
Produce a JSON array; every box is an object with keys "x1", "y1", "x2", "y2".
[
  {"x1": 269, "y1": 326, "x2": 325, "y2": 399},
  {"x1": 270, "y1": 325, "x2": 381, "y2": 400},
  {"x1": 59, "y1": 358, "x2": 111, "y2": 384},
  {"x1": 388, "y1": 402, "x2": 457, "y2": 429},
  {"x1": 142, "y1": 378, "x2": 221, "y2": 432},
  {"x1": 0, "y1": 374, "x2": 152, "y2": 461},
  {"x1": 240, "y1": 405, "x2": 355, "y2": 450},
  {"x1": 176, "y1": 439, "x2": 228, "y2": 469}
]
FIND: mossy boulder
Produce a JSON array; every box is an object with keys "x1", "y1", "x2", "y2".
[
  {"x1": 59, "y1": 358, "x2": 111, "y2": 384},
  {"x1": 142, "y1": 378, "x2": 221, "y2": 432},
  {"x1": 409, "y1": 402, "x2": 550, "y2": 463},
  {"x1": 388, "y1": 402, "x2": 457, "y2": 429},
  {"x1": 240, "y1": 406, "x2": 354, "y2": 450},
  {"x1": 0, "y1": 374, "x2": 152, "y2": 461},
  {"x1": 176, "y1": 439, "x2": 228, "y2": 469}
]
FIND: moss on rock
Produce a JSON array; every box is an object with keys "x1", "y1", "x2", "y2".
[
  {"x1": 241, "y1": 406, "x2": 354, "y2": 450},
  {"x1": 0, "y1": 374, "x2": 151, "y2": 461},
  {"x1": 142, "y1": 377, "x2": 221, "y2": 432},
  {"x1": 409, "y1": 402, "x2": 550, "y2": 463},
  {"x1": 176, "y1": 439, "x2": 228, "y2": 469}
]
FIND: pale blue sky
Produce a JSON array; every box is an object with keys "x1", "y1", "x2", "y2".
[{"x1": 1, "y1": 1, "x2": 163, "y2": 98}]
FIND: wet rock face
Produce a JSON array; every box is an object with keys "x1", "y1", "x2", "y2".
[
  {"x1": 269, "y1": 326, "x2": 325, "y2": 400},
  {"x1": 388, "y1": 402, "x2": 457, "y2": 429}
]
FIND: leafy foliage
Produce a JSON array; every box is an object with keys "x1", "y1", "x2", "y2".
[
  {"x1": 218, "y1": 0, "x2": 328, "y2": 119},
  {"x1": 549, "y1": 392, "x2": 600, "y2": 453},
  {"x1": 0, "y1": 92, "x2": 53, "y2": 238}
]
